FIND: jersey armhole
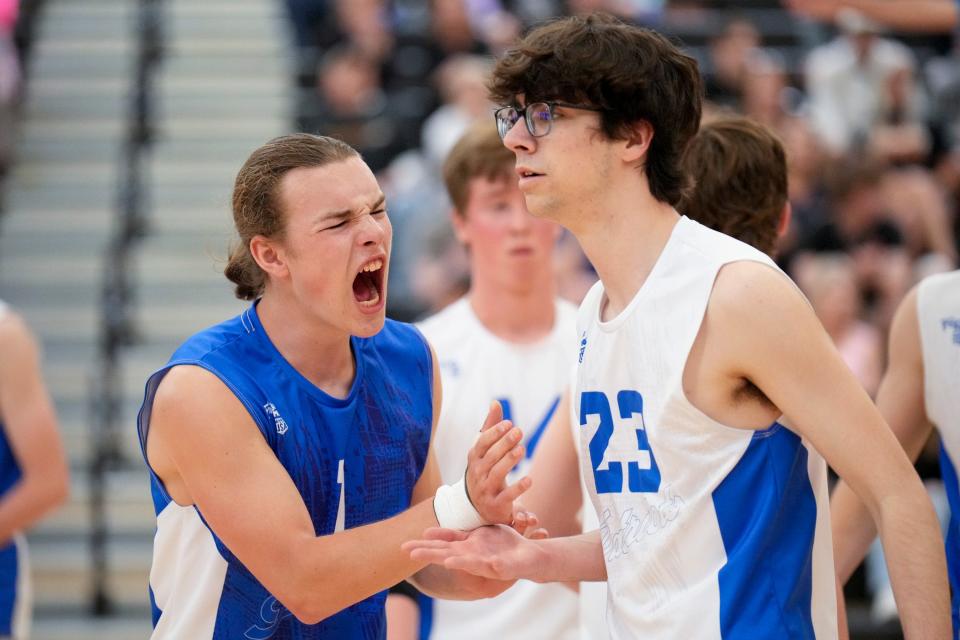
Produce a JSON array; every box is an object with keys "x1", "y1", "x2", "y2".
[{"x1": 137, "y1": 360, "x2": 278, "y2": 506}]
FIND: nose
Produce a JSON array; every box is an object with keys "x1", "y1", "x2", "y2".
[
  {"x1": 502, "y1": 116, "x2": 535, "y2": 154},
  {"x1": 357, "y1": 211, "x2": 390, "y2": 247}
]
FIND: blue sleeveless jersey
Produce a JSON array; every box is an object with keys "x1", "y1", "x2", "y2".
[{"x1": 137, "y1": 303, "x2": 434, "y2": 639}]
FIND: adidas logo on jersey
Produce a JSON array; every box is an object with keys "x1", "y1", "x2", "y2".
[
  {"x1": 263, "y1": 402, "x2": 289, "y2": 435},
  {"x1": 578, "y1": 332, "x2": 588, "y2": 364},
  {"x1": 943, "y1": 317, "x2": 960, "y2": 345}
]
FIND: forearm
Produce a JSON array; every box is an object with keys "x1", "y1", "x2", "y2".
[
  {"x1": 0, "y1": 470, "x2": 68, "y2": 544},
  {"x1": 876, "y1": 489, "x2": 951, "y2": 639},
  {"x1": 845, "y1": 0, "x2": 957, "y2": 31},
  {"x1": 532, "y1": 530, "x2": 607, "y2": 584},
  {"x1": 830, "y1": 480, "x2": 878, "y2": 584},
  {"x1": 409, "y1": 562, "x2": 513, "y2": 600},
  {"x1": 291, "y1": 499, "x2": 439, "y2": 621}
]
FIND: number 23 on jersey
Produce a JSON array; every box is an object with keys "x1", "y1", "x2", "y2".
[{"x1": 580, "y1": 390, "x2": 661, "y2": 494}]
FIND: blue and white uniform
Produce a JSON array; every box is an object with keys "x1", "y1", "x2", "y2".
[
  {"x1": 917, "y1": 270, "x2": 960, "y2": 637},
  {"x1": 137, "y1": 302, "x2": 434, "y2": 640},
  {"x1": 574, "y1": 216, "x2": 837, "y2": 639},
  {"x1": 0, "y1": 301, "x2": 30, "y2": 640},
  {"x1": 417, "y1": 297, "x2": 579, "y2": 640}
]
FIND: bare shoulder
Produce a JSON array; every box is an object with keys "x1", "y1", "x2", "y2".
[
  {"x1": 151, "y1": 364, "x2": 246, "y2": 428},
  {"x1": 0, "y1": 311, "x2": 37, "y2": 363},
  {"x1": 709, "y1": 260, "x2": 807, "y2": 323}
]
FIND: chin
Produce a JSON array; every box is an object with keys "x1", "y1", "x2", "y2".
[{"x1": 351, "y1": 313, "x2": 387, "y2": 339}]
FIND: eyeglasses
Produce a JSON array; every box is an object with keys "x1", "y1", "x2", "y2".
[{"x1": 494, "y1": 101, "x2": 604, "y2": 140}]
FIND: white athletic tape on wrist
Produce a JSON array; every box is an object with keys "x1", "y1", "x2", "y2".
[{"x1": 433, "y1": 477, "x2": 488, "y2": 531}]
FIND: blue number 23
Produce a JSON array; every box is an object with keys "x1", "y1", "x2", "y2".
[{"x1": 580, "y1": 390, "x2": 660, "y2": 494}]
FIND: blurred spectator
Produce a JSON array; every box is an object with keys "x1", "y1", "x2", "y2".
[
  {"x1": 785, "y1": 0, "x2": 958, "y2": 33},
  {"x1": 799, "y1": 159, "x2": 912, "y2": 327},
  {"x1": 804, "y1": 9, "x2": 926, "y2": 157},
  {"x1": 703, "y1": 17, "x2": 761, "y2": 110},
  {"x1": 794, "y1": 253, "x2": 884, "y2": 395},
  {"x1": 880, "y1": 166, "x2": 958, "y2": 266},
  {"x1": 420, "y1": 55, "x2": 493, "y2": 170},
  {"x1": 299, "y1": 45, "x2": 403, "y2": 172}
]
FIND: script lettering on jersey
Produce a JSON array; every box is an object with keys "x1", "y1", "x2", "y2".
[
  {"x1": 245, "y1": 595, "x2": 293, "y2": 639},
  {"x1": 578, "y1": 332, "x2": 587, "y2": 364},
  {"x1": 943, "y1": 317, "x2": 960, "y2": 345},
  {"x1": 580, "y1": 390, "x2": 660, "y2": 493},
  {"x1": 262, "y1": 403, "x2": 288, "y2": 435},
  {"x1": 598, "y1": 486, "x2": 684, "y2": 562}
]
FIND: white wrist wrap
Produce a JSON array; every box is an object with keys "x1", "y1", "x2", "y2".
[{"x1": 433, "y1": 477, "x2": 487, "y2": 531}]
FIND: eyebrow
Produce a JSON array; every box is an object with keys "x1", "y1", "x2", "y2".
[{"x1": 318, "y1": 194, "x2": 386, "y2": 224}]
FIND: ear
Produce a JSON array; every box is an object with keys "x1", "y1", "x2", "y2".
[
  {"x1": 249, "y1": 235, "x2": 289, "y2": 280},
  {"x1": 621, "y1": 120, "x2": 655, "y2": 164},
  {"x1": 777, "y1": 201, "x2": 792, "y2": 239},
  {"x1": 449, "y1": 208, "x2": 470, "y2": 246}
]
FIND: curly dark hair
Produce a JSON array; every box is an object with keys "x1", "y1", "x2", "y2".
[
  {"x1": 489, "y1": 13, "x2": 703, "y2": 206},
  {"x1": 680, "y1": 116, "x2": 787, "y2": 257}
]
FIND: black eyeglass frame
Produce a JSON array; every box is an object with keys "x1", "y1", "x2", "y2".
[{"x1": 493, "y1": 101, "x2": 604, "y2": 139}]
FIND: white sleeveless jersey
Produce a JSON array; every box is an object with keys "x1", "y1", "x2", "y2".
[
  {"x1": 418, "y1": 297, "x2": 579, "y2": 640},
  {"x1": 917, "y1": 269, "x2": 960, "y2": 626},
  {"x1": 574, "y1": 216, "x2": 837, "y2": 639}
]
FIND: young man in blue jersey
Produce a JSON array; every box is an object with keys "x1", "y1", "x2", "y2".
[
  {"x1": 137, "y1": 134, "x2": 534, "y2": 639},
  {"x1": 0, "y1": 303, "x2": 69, "y2": 639},
  {"x1": 404, "y1": 14, "x2": 950, "y2": 639}
]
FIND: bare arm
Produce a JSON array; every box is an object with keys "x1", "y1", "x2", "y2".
[
  {"x1": 713, "y1": 263, "x2": 949, "y2": 640},
  {"x1": 831, "y1": 287, "x2": 935, "y2": 582},
  {"x1": 523, "y1": 388, "x2": 583, "y2": 538},
  {"x1": 405, "y1": 526, "x2": 607, "y2": 584},
  {"x1": 147, "y1": 359, "x2": 525, "y2": 624},
  {"x1": 0, "y1": 313, "x2": 69, "y2": 544},
  {"x1": 785, "y1": 0, "x2": 958, "y2": 32}
]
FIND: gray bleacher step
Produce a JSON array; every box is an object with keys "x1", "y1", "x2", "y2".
[
  {"x1": 32, "y1": 613, "x2": 151, "y2": 640},
  {"x1": 161, "y1": 55, "x2": 288, "y2": 78},
  {"x1": 28, "y1": 54, "x2": 133, "y2": 80},
  {"x1": 23, "y1": 92, "x2": 127, "y2": 120},
  {"x1": 157, "y1": 93, "x2": 289, "y2": 119},
  {"x1": 33, "y1": 469, "x2": 154, "y2": 538},
  {"x1": 32, "y1": 38, "x2": 133, "y2": 58},
  {"x1": 169, "y1": 0, "x2": 280, "y2": 16},
  {"x1": 0, "y1": 209, "x2": 113, "y2": 234},
  {"x1": 168, "y1": 37, "x2": 287, "y2": 57},
  {"x1": 0, "y1": 232, "x2": 109, "y2": 258},
  {"x1": 19, "y1": 117, "x2": 125, "y2": 141},
  {"x1": 159, "y1": 75, "x2": 287, "y2": 94},
  {"x1": 157, "y1": 115, "x2": 289, "y2": 138},
  {"x1": 167, "y1": 16, "x2": 288, "y2": 39},
  {"x1": 0, "y1": 256, "x2": 103, "y2": 289},
  {"x1": 31, "y1": 538, "x2": 152, "y2": 609}
]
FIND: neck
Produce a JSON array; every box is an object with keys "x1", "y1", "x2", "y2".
[
  {"x1": 566, "y1": 180, "x2": 680, "y2": 320},
  {"x1": 468, "y1": 273, "x2": 556, "y2": 343},
  {"x1": 256, "y1": 291, "x2": 356, "y2": 398}
]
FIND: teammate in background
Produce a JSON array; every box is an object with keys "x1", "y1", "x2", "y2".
[
  {"x1": 391, "y1": 122, "x2": 579, "y2": 639},
  {"x1": 785, "y1": 0, "x2": 958, "y2": 32},
  {"x1": 831, "y1": 269, "x2": 960, "y2": 635},
  {"x1": 523, "y1": 115, "x2": 796, "y2": 639},
  {"x1": 405, "y1": 14, "x2": 950, "y2": 638},
  {"x1": 137, "y1": 134, "x2": 532, "y2": 639},
  {"x1": 0, "y1": 302, "x2": 69, "y2": 640}
]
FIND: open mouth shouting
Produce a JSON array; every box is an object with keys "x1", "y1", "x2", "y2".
[{"x1": 352, "y1": 257, "x2": 386, "y2": 311}]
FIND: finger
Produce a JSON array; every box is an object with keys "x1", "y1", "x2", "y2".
[
  {"x1": 421, "y1": 527, "x2": 469, "y2": 542},
  {"x1": 401, "y1": 538, "x2": 454, "y2": 553},
  {"x1": 480, "y1": 400, "x2": 503, "y2": 432},
  {"x1": 496, "y1": 475, "x2": 532, "y2": 505},
  {"x1": 444, "y1": 555, "x2": 500, "y2": 580},
  {"x1": 526, "y1": 527, "x2": 549, "y2": 540},
  {"x1": 409, "y1": 548, "x2": 459, "y2": 564},
  {"x1": 484, "y1": 440, "x2": 524, "y2": 482},
  {"x1": 471, "y1": 420, "x2": 515, "y2": 463}
]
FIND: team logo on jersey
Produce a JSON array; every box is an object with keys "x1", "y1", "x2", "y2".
[
  {"x1": 599, "y1": 486, "x2": 684, "y2": 562},
  {"x1": 578, "y1": 332, "x2": 588, "y2": 363},
  {"x1": 943, "y1": 317, "x2": 960, "y2": 345},
  {"x1": 245, "y1": 596, "x2": 292, "y2": 639},
  {"x1": 263, "y1": 403, "x2": 289, "y2": 435}
]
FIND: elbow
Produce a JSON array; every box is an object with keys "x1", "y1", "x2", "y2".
[{"x1": 282, "y1": 594, "x2": 334, "y2": 626}]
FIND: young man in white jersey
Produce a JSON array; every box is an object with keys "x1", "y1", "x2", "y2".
[
  {"x1": 395, "y1": 122, "x2": 580, "y2": 639},
  {"x1": 137, "y1": 134, "x2": 538, "y2": 639},
  {"x1": 523, "y1": 116, "x2": 800, "y2": 640},
  {"x1": 830, "y1": 268, "x2": 960, "y2": 635},
  {"x1": 404, "y1": 14, "x2": 950, "y2": 639},
  {"x1": 0, "y1": 302, "x2": 69, "y2": 640}
]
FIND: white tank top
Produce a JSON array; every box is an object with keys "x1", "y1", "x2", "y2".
[
  {"x1": 918, "y1": 270, "x2": 960, "y2": 452},
  {"x1": 417, "y1": 297, "x2": 580, "y2": 640},
  {"x1": 574, "y1": 216, "x2": 837, "y2": 639}
]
